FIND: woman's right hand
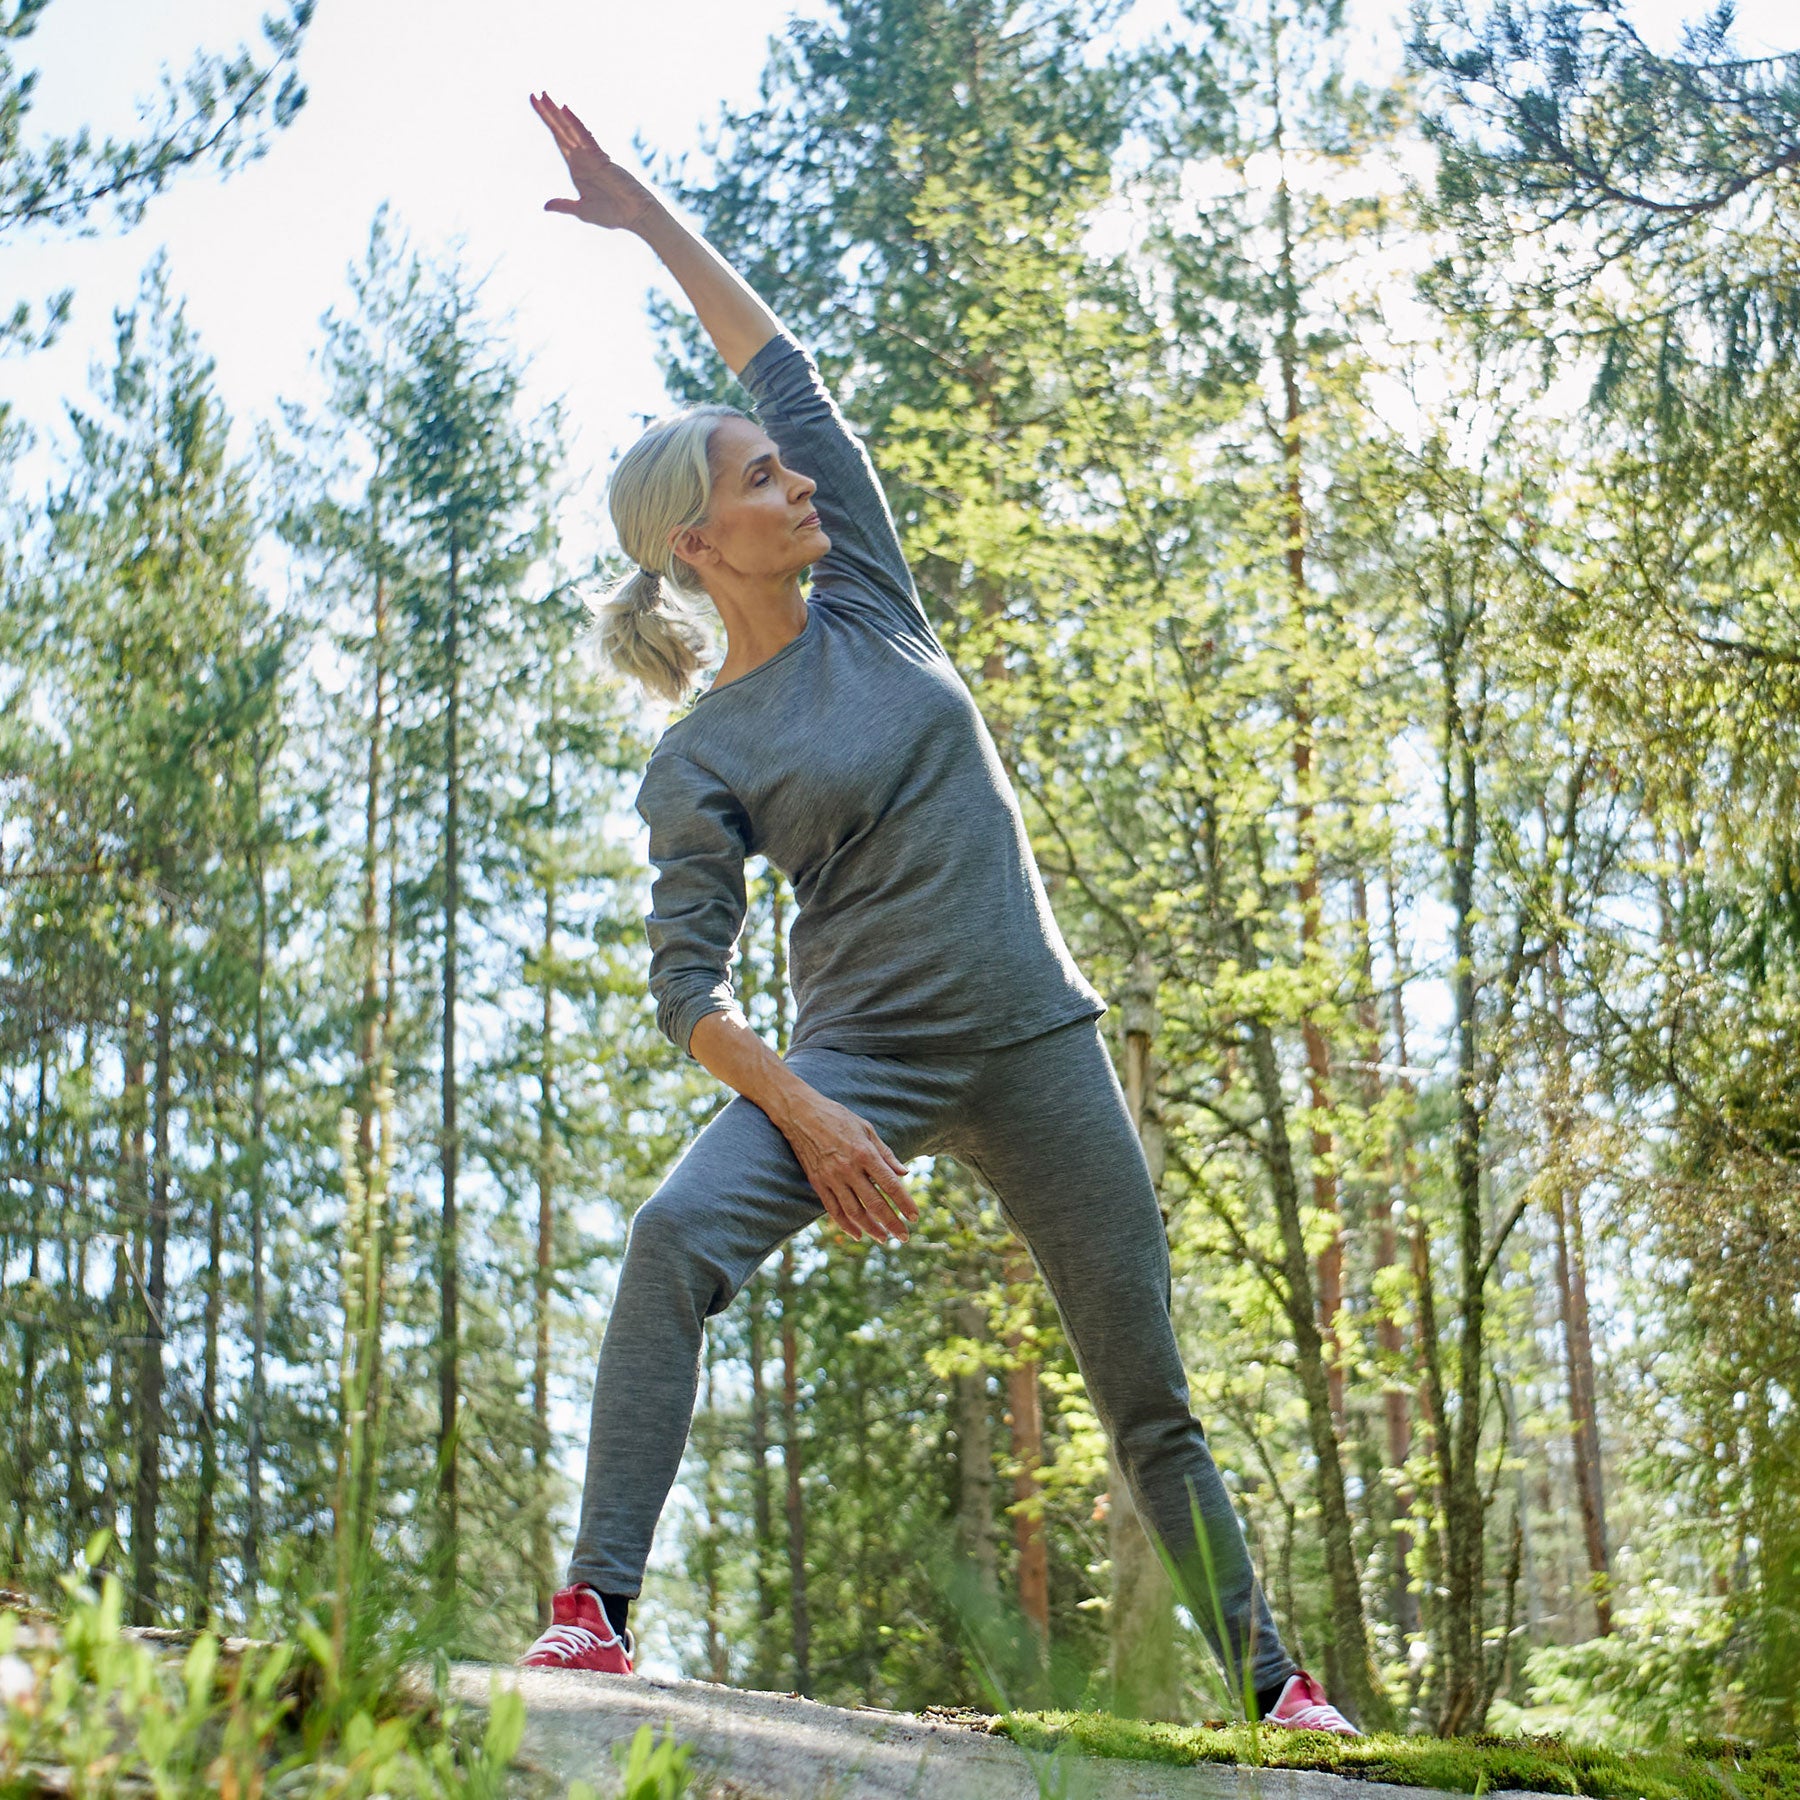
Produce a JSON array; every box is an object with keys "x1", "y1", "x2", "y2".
[
  {"x1": 778, "y1": 1087, "x2": 920, "y2": 1246},
  {"x1": 531, "y1": 91, "x2": 661, "y2": 233}
]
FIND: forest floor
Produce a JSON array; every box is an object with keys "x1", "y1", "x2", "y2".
[{"x1": 456, "y1": 1661, "x2": 1740, "y2": 1800}]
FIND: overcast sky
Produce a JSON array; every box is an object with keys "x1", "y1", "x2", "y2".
[{"x1": 6, "y1": 0, "x2": 1793, "y2": 571}]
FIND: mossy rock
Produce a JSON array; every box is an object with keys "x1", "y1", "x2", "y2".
[{"x1": 995, "y1": 1709, "x2": 1800, "y2": 1798}]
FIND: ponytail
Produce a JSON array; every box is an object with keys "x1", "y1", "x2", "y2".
[
  {"x1": 593, "y1": 402, "x2": 747, "y2": 704},
  {"x1": 589, "y1": 563, "x2": 712, "y2": 705}
]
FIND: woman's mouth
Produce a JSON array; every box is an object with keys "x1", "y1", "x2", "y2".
[{"x1": 799, "y1": 511, "x2": 821, "y2": 531}]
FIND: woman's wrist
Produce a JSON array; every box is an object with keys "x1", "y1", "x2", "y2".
[
  {"x1": 687, "y1": 1006, "x2": 815, "y2": 1134},
  {"x1": 626, "y1": 191, "x2": 675, "y2": 242}
]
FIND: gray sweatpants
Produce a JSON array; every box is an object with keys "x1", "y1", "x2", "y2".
[{"x1": 568, "y1": 1015, "x2": 1296, "y2": 1697}]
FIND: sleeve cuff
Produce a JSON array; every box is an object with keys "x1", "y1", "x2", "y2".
[{"x1": 669, "y1": 993, "x2": 736, "y2": 1063}]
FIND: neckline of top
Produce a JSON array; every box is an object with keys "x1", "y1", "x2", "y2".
[{"x1": 693, "y1": 602, "x2": 817, "y2": 705}]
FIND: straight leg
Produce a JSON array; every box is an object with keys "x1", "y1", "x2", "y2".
[
  {"x1": 951, "y1": 1017, "x2": 1297, "y2": 1701},
  {"x1": 567, "y1": 1044, "x2": 973, "y2": 1596}
]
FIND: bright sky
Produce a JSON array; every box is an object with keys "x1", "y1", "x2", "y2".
[
  {"x1": 5, "y1": 0, "x2": 1792, "y2": 572},
  {"x1": 2, "y1": 0, "x2": 841, "y2": 547}
]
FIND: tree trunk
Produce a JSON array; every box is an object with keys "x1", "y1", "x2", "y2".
[
  {"x1": 1411, "y1": 1206, "x2": 1448, "y2": 1722},
  {"x1": 195, "y1": 1126, "x2": 224, "y2": 1629},
  {"x1": 353, "y1": 565, "x2": 390, "y2": 1552},
  {"x1": 1544, "y1": 943, "x2": 1611, "y2": 1636},
  {"x1": 1560, "y1": 1184, "x2": 1610, "y2": 1630},
  {"x1": 1274, "y1": 139, "x2": 1347, "y2": 1441},
  {"x1": 1271, "y1": 136, "x2": 1375, "y2": 1716},
  {"x1": 106, "y1": 1007, "x2": 145, "y2": 1564},
  {"x1": 11, "y1": 1048, "x2": 48, "y2": 1582},
  {"x1": 1498, "y1": 1365, "x2": 1541, "y2": 1637},
  {"x1": 1372, "y1": 872, "x2": 1420, "y2": 1642},
  {"x1": 437, "y1": 535, "x2": 463, "y2": 1609},
  {"x1": 356, "y1": 563, "x2": 389, "y2": 1181},
  {"x1": 766, "y1": 874, "x2": 809, "y2": 1692},
  {"x1": 746, "y1": 1269, "x2": 777, "y2": 1685},
  {"x1": 1110, "y1": 951, "x2": 1179, "y2": 1721},
  {"x1": 1547, "y1": 1173, "x2": 1611, "y2": 1629},
  {"x1": 64, "y1": 1042, "x2": 94, "y2": 1567},
  {"x1": 1436, "y1": 704, "x2": 1489, "y2": 1735},
  {"x1": 1242, "y1": 992, "x2": 1385, "y2": 1727},
  {"x1": 702, "y1": 1334, "x2": 729, "y2": 1685},
  {"x1": 533, "y1": 684, "x2": 560, "y2": 1629},
  {"x1": 778, "y1": 1242, "x2": 811, "y2": 1694},
  {"x1": 1002, "y1": 1246, "x2": 1050, "y2": 1670},
  {"x1": 953, "y1": 1286, "x2": 1000, "y2": 1604},
  {"x1": 244, "y1": 751, "x2": 271, "y2": 1611},
  {"x1": 1374, "y1": 1186, "x2": 1420, "y2": 1637},
  {"x1": 132, "y1": 956, "x2": 173, "y2": 1625},
  {"x1": 743, "y1": 872, "x2": 777, "y2": 1682}
]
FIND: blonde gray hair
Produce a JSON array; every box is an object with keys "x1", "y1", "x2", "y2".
[{"x1": 591, "y1": 403, "x2": 747, "y2": 703}]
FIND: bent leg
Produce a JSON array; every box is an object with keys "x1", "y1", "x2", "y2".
[
  {"x1": 952, "y1": 1019, "x2": 1296, "y2": 1701},
  {"x1": 567, "y1": 1045, "x2": 971, "y2": 1597}
]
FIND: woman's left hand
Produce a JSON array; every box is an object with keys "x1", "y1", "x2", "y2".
[{"x1": 530, "y1": 91, "x2": 661, "y2": 233}]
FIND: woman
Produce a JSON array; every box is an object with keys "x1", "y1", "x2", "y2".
[{"x1": 518, "y1": 90, "x2": 1359, "y2": 1737}]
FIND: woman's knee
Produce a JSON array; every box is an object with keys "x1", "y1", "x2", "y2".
[
  {"x1": 1071, "y1": 1311, "x2": 1194, "y2": 1440},
  {"x1": 1112, "y1": 1405, "x2": 1204, "y2": 1474},
  {"x1": 622, "y1": 1157, "x2": 802, "y2": 1320},
  {"x1": 621, "y1": 1176, "x2": 725, "y2": 1292}
]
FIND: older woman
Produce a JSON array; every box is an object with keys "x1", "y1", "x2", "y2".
[{"x1": 517, "y1": 90, "x2": 1357, "y2": 1737}]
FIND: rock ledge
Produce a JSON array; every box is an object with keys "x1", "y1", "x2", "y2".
[{"x1": 450, "y1": 1664, "x2": 1563, "y2": 1800}]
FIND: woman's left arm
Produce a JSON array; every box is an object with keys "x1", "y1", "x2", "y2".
[{"x1": 534, "y1": 93, "x2": 937, "y2": 648}]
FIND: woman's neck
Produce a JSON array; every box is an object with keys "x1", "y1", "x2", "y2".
[{"x1": 709, "y1": 578, "x2": 809, "y2": 689}]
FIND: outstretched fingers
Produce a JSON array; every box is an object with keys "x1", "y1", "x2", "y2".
[
  {"x1": 554, "y1": 97, "x2": 604, "y2": 152},
  {"x1": 530, "y1": 91, "x2": 584, "y2": 163},
  {"x1": 531, "y1": 91, "x2": 604, "y2": 160}
]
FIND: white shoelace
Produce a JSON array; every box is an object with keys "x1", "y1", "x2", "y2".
[{"x1": 530, "y1": 1621, "x2": 631, "y2": 1663}]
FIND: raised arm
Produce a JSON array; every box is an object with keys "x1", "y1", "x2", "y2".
[
  {"x1": 531, "y1": 91, "x2": 779, "y2": 376},
  {"x1": 532, "y1": 93, "x2": 936, "y2": 645}
]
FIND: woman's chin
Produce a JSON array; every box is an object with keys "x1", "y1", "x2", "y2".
[{"x1": 787, "y1": 531, "x2": 830, "y2": 576}]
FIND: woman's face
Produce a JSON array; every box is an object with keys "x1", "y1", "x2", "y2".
[{"x1": 675, "y1": 415, "x2": 830, "y2": 584}]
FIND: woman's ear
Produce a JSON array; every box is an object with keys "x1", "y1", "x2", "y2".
[{"x1": 671, "y1": 523, "x2": 715, "y2": 569}]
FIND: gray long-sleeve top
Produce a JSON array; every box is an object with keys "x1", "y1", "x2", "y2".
[{"x1": 634, "y1": 330, "x2": 1107, "y2": 1062}]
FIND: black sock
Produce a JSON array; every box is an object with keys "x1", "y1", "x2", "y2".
[
  {"x1": 1253, "y1": 1675, "x2": 1290, "y2": 1720},
  {"x1": 597, "y1": 1591, "x2": 632, "y2": 1639}
]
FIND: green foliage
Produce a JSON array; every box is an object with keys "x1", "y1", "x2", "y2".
[
  {"x1": 0, "y1": 207, "x2": 655, "y2": 1660},
  {"x1": 592, "y1": 1723, "x2": 694, "y2": 1800},
  {"x1": 6, "y1": 0, "x2": 1800, "y2": 1765},
  {"x1": 0, "y1": 0, "x2": 313, "y2": 351},
  {"x1": 1, "y1": 1556, "x2": 286, "y2": 1800},
  {"x1": 1409, "y1": 0, "x2": 1800, "y2": 320},
  {"x1": 0, "y1": 1, "x2": 311, "y2": 235},
  {"x1": 1491, "y1": 1582, "x2": 1735, "y2": 1747},
  {"x1": 0, "y1": 1538, "x2": 634, "y2": 1800}
]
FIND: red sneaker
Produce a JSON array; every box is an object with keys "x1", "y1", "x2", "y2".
[
  {"x1": 519, "y1": 1585, "x2": 635, "y2": 1673},
  {"x1": 1262, "y1": 1670, "x2": 1360, "y2": 1735}
]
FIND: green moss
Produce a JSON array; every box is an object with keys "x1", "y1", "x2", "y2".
[{"x1": 991, "y1": 1710, "x2": 1800, "y2": 1798}]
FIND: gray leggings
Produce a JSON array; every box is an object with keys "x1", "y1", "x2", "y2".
[{"x1": 568, "y1": 1015, "x2": 1295, "y2": 1696}]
